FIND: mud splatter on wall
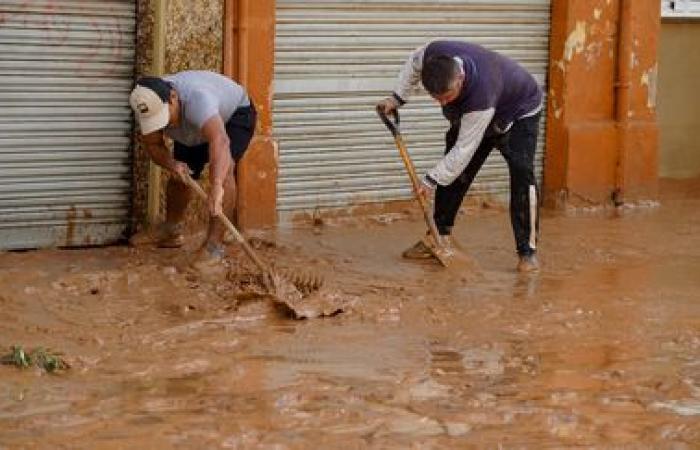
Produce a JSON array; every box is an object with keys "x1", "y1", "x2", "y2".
[
  {"x1": 132, "y1": 0, "x2": 224, "y2": 232},
  {"x1": 132, "y1": 0, "x2": 156, "y2": 232},
  {"x1": 165, "y1": 0, "x2": 223, "y2": 73}
]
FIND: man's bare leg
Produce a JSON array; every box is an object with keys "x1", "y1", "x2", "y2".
[
  {"x1": 157, "y1": 177, "x2": 191, "y2": 247},
  {"x1": 166, "y1": 176, "x2": 192, "y2": 224}
]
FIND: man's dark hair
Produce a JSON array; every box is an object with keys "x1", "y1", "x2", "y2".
[
  {"x1": 421, "y1": 55, "x2": 461, "y2": 95},
  {"x1": 135, "y1": 76, "x2": 172, "y2": 102}
]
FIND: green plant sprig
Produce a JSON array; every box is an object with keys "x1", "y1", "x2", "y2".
[{"x1": 1, "y1": 346, "x2": 70, "y2": 373}]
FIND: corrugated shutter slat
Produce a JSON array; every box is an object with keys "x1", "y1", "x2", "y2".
[
  {"x1": 0, "y1": 0, "x2": 135, "y2": 249},
  {"x1": 661, "y1": 0, "x2": 700, "y2": 17},
  {"x1": 274, "y1": 0, "x2": 551, "y2": 213}
]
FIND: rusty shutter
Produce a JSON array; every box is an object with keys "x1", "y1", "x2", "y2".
[{"x1": 0, "y1": 0, "x2": 135, "y2": 249}]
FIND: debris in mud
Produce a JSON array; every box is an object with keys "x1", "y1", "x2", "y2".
[
  {"x1": 226, "y1": 266, "x2": 270, "y2": 300},
  {"x1": 1, "y1": 345, "x2": 70, "y2": 373},
  {"x1": 225, "y1": 264, "x2": 354, "y2": 320},
  {"x1": 274, "y1": 288, "x2": 357, "y2": 320},
  {"x1": 246, "y1": 235, "x2": 280, "y2": 251},
  {"x1": 650, "y1": 400, "x2": 700, "y2": 417}
]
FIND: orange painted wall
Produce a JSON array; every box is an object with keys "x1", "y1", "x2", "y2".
[
  {"x1": 615, "y1": 0, "x2": 660, "y2": 202},
  {"x1": 225, "y1": 0, "x2": 662, "y2": 223},
  {"x1": 544, "y1": 0, "x2": 660, "y2": 207},
  {"x1": 224, "y1": 0, "x2": 278, "y2": 230}
]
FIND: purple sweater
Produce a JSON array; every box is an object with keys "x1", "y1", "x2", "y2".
[{"x1": 392, "y1": 40, "x2": 543, "y2": 186}]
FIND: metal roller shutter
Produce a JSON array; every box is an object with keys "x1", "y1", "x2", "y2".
[
  {"x1": 274, "y1": 0, "x2": 551, "y2": 213},
  {"x1": 0, "y1": 0, "x2": 135, "y2": 249},
  {"x1": 661, "y1": 0, "x2": 700, "y2": 18}
]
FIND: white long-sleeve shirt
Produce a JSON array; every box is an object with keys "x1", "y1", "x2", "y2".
[{"x1": 392, "y1": 41, "x2": 542, "y2": 187}]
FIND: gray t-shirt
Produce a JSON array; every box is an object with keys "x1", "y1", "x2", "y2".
[{"x1": 164, "y1": 70, "x2": 249, "y2": 146}]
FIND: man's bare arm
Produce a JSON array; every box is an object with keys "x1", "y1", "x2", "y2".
[
  {"x1": 141, "y1": 131, "x2": 177, "y2": 171},
  {"x1": 200, "y1": 115, "x2": 232, "y2": 187},
  {"x1": 200, "y1": 115, "x2": 231, "y2": 216}
]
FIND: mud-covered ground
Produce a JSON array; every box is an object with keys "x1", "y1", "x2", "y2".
[{"x1": 1, "y1": 179, "x2": 699, "y2": 449}]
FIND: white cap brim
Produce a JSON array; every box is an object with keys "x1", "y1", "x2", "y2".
[{"x1": 139, "y1": 105, "x2": 169, "y2": 135}]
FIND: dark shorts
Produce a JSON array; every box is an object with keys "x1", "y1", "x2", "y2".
[{"x1": 173, "y1": 103, "x2": 257, "y2": 179}]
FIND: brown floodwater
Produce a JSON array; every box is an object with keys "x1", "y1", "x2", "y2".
[{"x1": 1, "y1": 179, "x2": 699, "y2": 449}]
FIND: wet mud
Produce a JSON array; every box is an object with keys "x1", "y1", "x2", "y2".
[{"x1": 1, "y1": 179, "x2": 699, "y2": 449}]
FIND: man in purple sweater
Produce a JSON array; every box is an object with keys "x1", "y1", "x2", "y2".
[{"x1": 377, "y1": 40, "x2": 543, "y2": 272}]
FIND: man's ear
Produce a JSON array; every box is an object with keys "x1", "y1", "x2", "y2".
[
  {"x1": 169, "y1": 89, "x2": 178, "y2": 105},
  {"x1": 454, "y1": 71, "x2": 466, "y2": 90}
]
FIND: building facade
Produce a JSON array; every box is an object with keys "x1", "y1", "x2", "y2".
[{"x1": 0, "y1": 0, "x2": 666, "y2": 250}]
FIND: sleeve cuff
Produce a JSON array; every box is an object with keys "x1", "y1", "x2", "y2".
[
  {"x1": 392, "y1": 92, "x2": 406, "y2": 106},
  {"x1": 423, "y1": 174, "x2": 439, "y2": 188}
]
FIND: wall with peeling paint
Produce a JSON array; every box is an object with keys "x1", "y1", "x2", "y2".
[
  {"x1": 545, "y1": 0, "x2": 621, "y2": 205},
  {"x1": 132, "y1": 0, "x2": 224, "y2": 231},
  {"x1": 658, "y1": 21, "x2": 700, "y2": 179},
  {"x1": 544, "y1": 0, "x2": 661, "y2": 207}
]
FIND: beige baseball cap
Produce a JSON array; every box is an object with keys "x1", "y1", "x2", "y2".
[{"x1": 129, "y1": 84, "x2": 169, "y2": 135}]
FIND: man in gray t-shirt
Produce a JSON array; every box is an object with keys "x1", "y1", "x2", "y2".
[{"x1": 129, "y1": 70, "x2": 256, "y2": 267}]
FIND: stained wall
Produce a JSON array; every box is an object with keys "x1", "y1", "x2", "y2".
[{"x1": 544, "y1": 0, "x2": 661, "y2": 207}]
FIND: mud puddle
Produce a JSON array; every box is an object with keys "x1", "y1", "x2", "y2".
[{"x1": 1, "y1": 179, "x2": 699, "y2": 448}]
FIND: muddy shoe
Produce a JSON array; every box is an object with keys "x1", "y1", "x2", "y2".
[
  {"x1": 402, "y1": 237, "x2": 438, "y2": 260},
  {"x1": 157, "y1": 231, "x2": 184, "y2": 248},
  {"x1": 441, "y1": 235, "x2": 466, "y2": 255},
  {"x1": 129, "y1": 229, "x2": 154, "y2": 247},
  {"x1": 517, "y1": 254, "x2": 540, "y2": 273},
  {"x1": 156, "y1": 223, "x2": 184, "y2": 248},
  {"x1": 191, "y1": 242, "x2": 226, "y2": 275},
  {"x1": 129, "y1": 223, "x2": 184, "y2": 248}
]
